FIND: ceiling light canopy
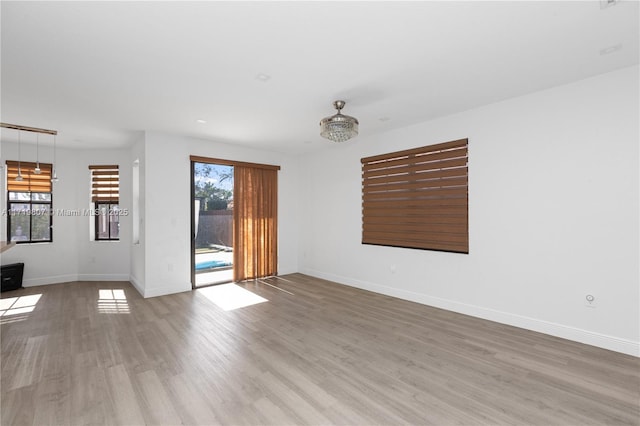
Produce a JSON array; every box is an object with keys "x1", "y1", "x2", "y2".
[{"x1": 320, "y1": 100, "x2": 359, "y2": 143}]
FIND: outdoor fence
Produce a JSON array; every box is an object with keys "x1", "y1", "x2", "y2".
[{"x1": 196, "y1": 210, "x2": 232, "y2": 249}]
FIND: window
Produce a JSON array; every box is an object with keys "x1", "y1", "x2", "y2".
[
  {"x1": 90, "y1": 165, "x2": 119, "y2": 241},
  {"x1": 361, "y1": 138, "x2": 468, "y2": 253},
  {"x1": 6, "y1": 161, "x2": 53, "y2": 243},
  {"x1": 132, "y1": 159, "x2": 140, "y2": 244}
]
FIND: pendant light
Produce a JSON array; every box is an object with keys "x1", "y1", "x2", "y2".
[
  {"x1": 51, "y1": 134, "x2": 59, "y2": 182},
  {"x1": 0, "y1": 122, "x2": 59, "y2": 181},
  {"x1": 34, "y1": 133, "x2": 42, "y2": 174},
  {"x1": 319, "y1": 100, "x2": 359, "y2": 142},
  {"x1": 15, "y1": 129, "x2": 23, "y2": 181}
]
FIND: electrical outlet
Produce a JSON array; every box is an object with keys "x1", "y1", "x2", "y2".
[
  {"x1": 390, "y1": 264, "x2": 396, "y2": 274},
  {"x1": 585, "y1": 294, "x2": 597, "y2": 308}
]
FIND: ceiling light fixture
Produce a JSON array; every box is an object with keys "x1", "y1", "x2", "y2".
[
  {"x1": 16, "y1": 130, "x2": 23, "y2": 182},
  {"x1": 1, "y1": 122, "x2": 59, "y2": 182},
  {"x1": 319, "y1": 100, "x2": 359, "y2": 143},
  {"x1": 600, "y1": 0, "x2": 617, "y2": 9},
  {"x1": 599, "y1": 44, "x2": 622, "y2": 55},
  {"x1": 255, "y1": 73, "x2": 271, "y2": 82},
  {"x1": 34, "y1": 133, "x2": 42, "y2": 174},
  {"x1": 51, "y1": 134, "x2": 59, "y2": 183}
]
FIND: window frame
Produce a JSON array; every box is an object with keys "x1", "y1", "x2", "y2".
[
  {"x1": 5, "y1": 161, "x2": 53, "y2": 244},
  {"x1": 189, "y1": 155, "x2": 280, "y2": 287},
  {"x1": 89, "y1": 165, "x2": 120, "y2": 242},
  {"x1": 94, "y1": 202, "x2": 120, "y2": 241}
]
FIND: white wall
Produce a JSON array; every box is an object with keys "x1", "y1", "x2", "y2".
[
  {"x1": 1, "y1": 144, "x2": 132, "y2": 285},
  {"x1": 298, "y1": 65, "x2": 639, "y2": 356},
  {"x1": 129, "y1": 134, "x2": 146, "y2": 294},
  {"x1": 133, "y1": 131, "x2": 299, "y2": 298}
]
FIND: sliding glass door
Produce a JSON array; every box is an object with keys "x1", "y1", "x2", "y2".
[{"x1": 191, "y1": 161, "x2": 234, "y2": 288}]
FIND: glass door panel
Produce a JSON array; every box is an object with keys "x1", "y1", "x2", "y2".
[{"x1": 192, "y1": 162, "x2": 234, "y2": 288}]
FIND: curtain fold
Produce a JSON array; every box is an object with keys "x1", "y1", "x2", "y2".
[{"x1": 233, "y1": 166, "x2": 278, "y2": 281}]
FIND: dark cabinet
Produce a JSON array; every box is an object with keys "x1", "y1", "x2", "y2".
[{"x1": 1, "y1": 263, "x2": 24, "y2": 292}]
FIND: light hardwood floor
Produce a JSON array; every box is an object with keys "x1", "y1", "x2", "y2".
[{"x1": 1, "y1": 273, "x2": 638, "y2": 425}]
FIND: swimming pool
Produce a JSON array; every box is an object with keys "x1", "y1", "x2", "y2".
[
  {"x1": 195, "y1": 250, "x2": 233, "y2": 272},
  {"x1": 195, "y1": 259, "x2": 232, "y2": 270}
]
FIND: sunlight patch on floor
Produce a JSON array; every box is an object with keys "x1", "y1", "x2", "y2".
[
  {"x1": 98, "y1": 289, "x2": 130, "y2": 314},
  {"x1": 0, "y1": 294, "x2": 42, "y2": 323},
  {"x1": 199, "y1": 283, "x2": 268, "y2": 311}
]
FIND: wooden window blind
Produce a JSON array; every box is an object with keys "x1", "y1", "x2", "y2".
[
  {"x1": 361, "y1": 138, "x2": 468, "y2": 253},
  {"x1": 89, "y1": 165, "x2": 119, "y2": 203},
  {"x1": 5, "y1": 161, "x2": 52, "y2": 193}
]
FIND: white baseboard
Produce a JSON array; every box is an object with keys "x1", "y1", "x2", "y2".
[
  {"x1": 21, "y1": 272, "x2": 189, "y2": 300},
  {"x1": 301, "y1": 268, "x2": 640, "y2": 357},
  {"x1": 23, "y1": 274, "x2": 79, "y2": 287},
  {"x1": 23, "y1": 274, "x2": 130, "y2": 288},
  {"x1": 129, "y1": 274, "x2": 145, "y2": 297},
  {"x1": 142, "y1": 282, "x2": 192, "y2": 298},
  {"x1": 77, "y1": 274, "x2": 130, "y2": 282},
  {"x1": 278, "y1": 266, "x2": 298, "y2": 276}
]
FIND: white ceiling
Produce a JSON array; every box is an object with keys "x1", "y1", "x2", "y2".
[{"x1": 1, "y1": 1, "x2": 638, "y2": 153}]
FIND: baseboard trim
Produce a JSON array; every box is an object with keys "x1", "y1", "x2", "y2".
[
  {"x1": 77, "y1": 274, "x2": 130, "y2": 282},
  {"x1": 143, "y1": 283, "x2": 192, "y2": 298},
  {"x1": 129, "y1": 274, "x2": 145, "y2": 297},
  {"x1": 23, "y1": 274, "x2": 132, "y2": 288},
  {"x1": 301, "y1": 268, "x2": 640, "y2": 357},
  {"x1": 23, "y1": 274, "x2": 79, "y2": 287}
]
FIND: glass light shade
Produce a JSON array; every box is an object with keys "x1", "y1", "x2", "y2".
[{"x1": 320, "y1": 100, "x2": 359, "y2": 142}]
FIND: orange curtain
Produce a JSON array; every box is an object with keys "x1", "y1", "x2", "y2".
[{"x1": 233, "y1": 166, "x2": 278, "y2": 281}]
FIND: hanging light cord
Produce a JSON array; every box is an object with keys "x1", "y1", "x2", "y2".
[
  {"x1": 51, "y1": 134, "x2": 59, "y2": 182},
  {"x1": 16, "y1": 130, "x2": 23, "y2": 181},
  {"x1": 17, "y1": 131, "x2": 21, "y2": 170},
  {"x1": 34, "y1": 134, "x2": 42, "y2": 174}
]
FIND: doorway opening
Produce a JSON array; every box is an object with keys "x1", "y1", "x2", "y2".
[{"x1": 191, "y1": 161, "x2": 234, "y2": 288}]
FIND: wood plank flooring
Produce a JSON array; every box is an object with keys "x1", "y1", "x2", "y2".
[{"x1": 1, "y1": 273, "x2": 639, "y2": 425}]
